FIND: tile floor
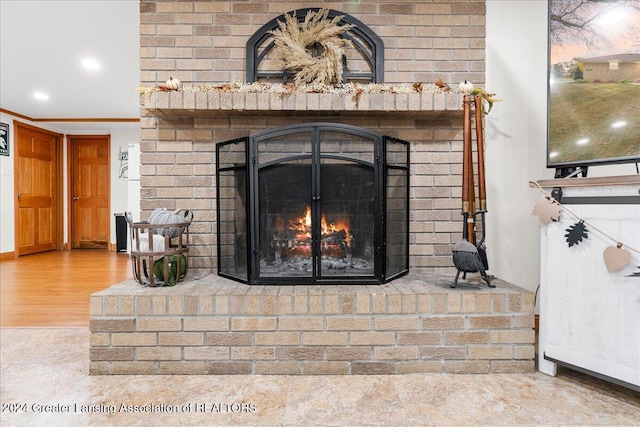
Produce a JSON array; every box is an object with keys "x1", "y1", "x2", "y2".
[{"x1": 1, "y1": 328, "x2": 638, "y2": 426}]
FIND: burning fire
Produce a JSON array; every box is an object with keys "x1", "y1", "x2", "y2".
[{"x1": 288, "y1": 206, "x2": 350, "y2": 244}]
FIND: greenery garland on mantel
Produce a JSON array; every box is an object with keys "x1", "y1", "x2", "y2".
[
  {"x1": 138, "y1": 81, "x2": 442, "y2": 95},
  {"x1": 137, "y1": 81, "x2": 501, "y2": 114}
]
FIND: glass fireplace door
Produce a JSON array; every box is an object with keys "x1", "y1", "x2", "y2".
[
  {"x1": 216, "y1": 137, "x2": 249, "y2": 283},
  {"x1": 218, "y1": 123, "x2": 409, "y2": 285},
  {"x1": 317, "y1": 131, "x2": 376, "y2": 279},
  {"x1": 252, "y1": 126, "x2": 379, "y2": 283},
  {"x1": 254, "y1": 132, "x2": 314, "y2": 281}
]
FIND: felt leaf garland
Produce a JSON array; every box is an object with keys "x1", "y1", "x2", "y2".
[
  {"x1": 529, "y1": 181, "x2": 639, "y2": 276},
  {"x1": 603, "y1": 243, "x2": 632, "y2": 273},
  {"x1": 565, "y1": 220, "x2": 588, "y2": 247},
  {"x1": 532, "y1": 197, "x2": 562, "y2": 225}
]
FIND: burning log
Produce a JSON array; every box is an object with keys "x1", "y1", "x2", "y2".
[{"x1": 321, "y1": 229, "x2": 347, "y2": 243}]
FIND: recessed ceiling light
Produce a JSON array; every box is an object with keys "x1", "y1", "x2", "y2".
[
  {"x1": 33, "y1": 92, "x2": 50, "y2": 101},
  {"x1": 611, "y1": 120, "x2": 627, "y2": 129},
  {"x1": 81, "y1": 58, "x2": 101, "y2": 71}
]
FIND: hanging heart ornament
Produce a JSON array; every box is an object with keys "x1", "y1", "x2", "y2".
[{"x1": 603, "y1": 243, "x2": 631, "y2": 272}]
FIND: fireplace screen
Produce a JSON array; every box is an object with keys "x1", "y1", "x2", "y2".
[{"x1": 216, "y1": 123, "x2": 409, "y2": 285}]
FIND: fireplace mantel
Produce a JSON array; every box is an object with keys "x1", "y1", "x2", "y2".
[{"x1": 143, "y1": 90, "x2": 463, "y2": 119}]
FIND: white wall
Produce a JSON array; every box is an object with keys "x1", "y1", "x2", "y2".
[
  {"x1": 0, "y1": 111, "x2": 138, "y2": 254},
  {"x1": 485, "y1": 0, "x2": 635, "y2": 302},
  {"x1": 0, "y1": 113, "x2": 17, "y2": 253},
  {"x1": 127, "y1": 143, "x2": 141, "y2": 223},
  {"x1": 108, "y1": 131, "x2": 139, "y2": 244},
  {"x1": 485, "y1": 0, "x2": 552, "y2": 296}
]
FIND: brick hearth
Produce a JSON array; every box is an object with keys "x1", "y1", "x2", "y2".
[{"x1": 89, "y1": 275, "x2": 535, "y2": 375}]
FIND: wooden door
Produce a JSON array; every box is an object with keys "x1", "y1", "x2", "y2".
[
  {"x1": 15, "y1": 123, "x2": 62, "y2": 256},
  {"x1": 70, "y1": 135, "x2": 110, "y2": 249}
]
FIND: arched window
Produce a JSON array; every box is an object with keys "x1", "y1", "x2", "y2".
[{"x1": 246, "y1": 8, "x2": 384, "y2": 84}]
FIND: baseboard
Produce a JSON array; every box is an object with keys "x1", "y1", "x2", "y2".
[{"x1": 0, "y1": 251, "x2": 16, "y2": 261}]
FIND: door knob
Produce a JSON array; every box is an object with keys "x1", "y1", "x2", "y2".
[
  {"x1": 73, "y1": 196, "x2": 80, "y2": 201},
  {"x1": 17, "y1": 193, "x2": 22, "y2": 201}
]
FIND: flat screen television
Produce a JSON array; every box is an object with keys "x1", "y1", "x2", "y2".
[{"x1": 547, "y1": 0, "x2": 640, "y2": 177}]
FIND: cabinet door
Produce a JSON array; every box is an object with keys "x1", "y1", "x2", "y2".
[{"x1": 539, "y1": 191, "x2": 640, "y2": 389}]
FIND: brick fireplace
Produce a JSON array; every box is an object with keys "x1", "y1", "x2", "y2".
[
  {"x1": 90, "y1": 1, "x2": 535, "y2": 375},
  {"x1": 137, "y1": 1, "x2": 486, "y2": 275}
]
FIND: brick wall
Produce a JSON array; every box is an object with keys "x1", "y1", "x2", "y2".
[
  {"x1": 139, "y1": 1, "x2": 487, "y2": 277},
  {"x1": 583, "y1": 61, "x2": 640, "y2": 83},
  {"x1": 90, "y1": 275, "x2": 535, "y2": 375}
]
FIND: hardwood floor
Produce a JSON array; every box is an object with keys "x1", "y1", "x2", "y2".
[{"x1": 0, "y1": 250, "x2": 131, "y2": 327}]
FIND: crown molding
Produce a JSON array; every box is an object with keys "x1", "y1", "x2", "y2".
[{"x1": 0, "y1": 108, "x2": 139, "y2": 123}]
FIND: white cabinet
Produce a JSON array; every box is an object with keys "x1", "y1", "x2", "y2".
[{"x1": 537, "y1": 176, "x2": 640, "y2": 390}]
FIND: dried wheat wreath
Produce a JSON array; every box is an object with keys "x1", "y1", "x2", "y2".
[{"x1": 269, "y1": 9, "x2": 355, "y2": 86}]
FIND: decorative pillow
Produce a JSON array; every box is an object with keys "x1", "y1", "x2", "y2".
[{"x1": 148, "y1": 209, "x2": 189, "y2": 238}]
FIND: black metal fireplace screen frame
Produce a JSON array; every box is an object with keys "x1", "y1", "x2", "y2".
[{"x1": 216, "y1": 123, "x2": 409, "y2": 285}]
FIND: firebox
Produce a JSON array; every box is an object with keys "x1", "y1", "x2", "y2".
[{"x1": 216, "y1": 123, "x2": 409, "y2": 285}]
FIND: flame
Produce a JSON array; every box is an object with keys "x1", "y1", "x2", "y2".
[
  {"x1": 288, "y1": 205, "x2": 350, "y2": 243},
  {"x1": 289, "y1": 206, "x2": 312, "y2": 241}
]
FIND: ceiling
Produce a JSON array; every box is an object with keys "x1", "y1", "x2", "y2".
[{"x1": 0, "y1": 1, "x2": 140, "y2": 133}]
